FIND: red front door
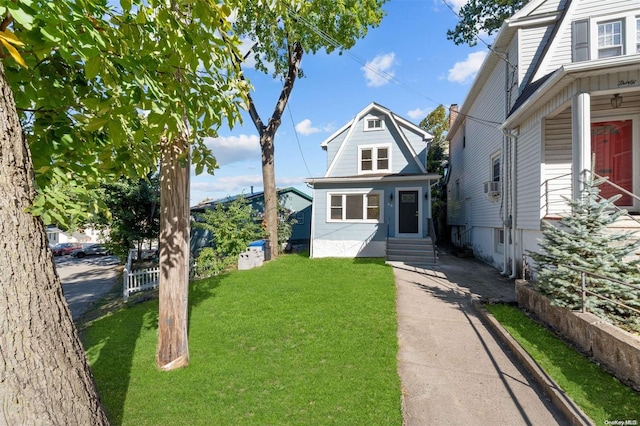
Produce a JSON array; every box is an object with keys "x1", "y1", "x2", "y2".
[{"x1": 591, "y1": 120, "x2": 633, "y2": 206}]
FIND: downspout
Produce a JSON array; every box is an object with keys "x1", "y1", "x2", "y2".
[
  {"x1": 500, "y1": 132, "x2": 509, "y2": 276},
  {"x1": 502, "y1": 128, "x2": 519, "y2": 279},
  {"x1": 307, "y1": 183, "x2": 316, "y2": 258}
]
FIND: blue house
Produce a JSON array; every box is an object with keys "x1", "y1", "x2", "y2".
[
  {"x1": 305, "y1": 103, "x2": 440, "y2": 263},
  {"x1": 190, "y1": 187, "x2": 312, "y2": 254}
]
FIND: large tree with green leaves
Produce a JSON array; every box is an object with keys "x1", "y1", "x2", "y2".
[
  {"x1": 419, "y1": 105, "x2": 449, "y2": 241},
  {"x1": 231, "y1": 0, "x2": 387, "y2": 258},
  {"x1": 0, "y1": 0, "x2": 251, "y2": 421},
  {"x1": 101, "y1": 175, "x2": 161, "y2": 259},
  {"x1": 447, "y1": 0, "x2": 529, "y2": 46}
]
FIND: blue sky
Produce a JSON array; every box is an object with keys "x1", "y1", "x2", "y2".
[{"x1": 191, "y1": 0, "x2": 489, "y2": 205}]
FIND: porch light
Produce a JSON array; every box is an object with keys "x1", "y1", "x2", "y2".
[
  {"x1": 389, "y1": 193, "x2": 393, "y2": 202},
  {"x1": 611, "y1": 93, "x2": 623, "y2": 109}
]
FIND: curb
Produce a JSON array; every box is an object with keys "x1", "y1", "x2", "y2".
[{"x1": 472, "y1": 301, "x2": 594, "y2": 426}]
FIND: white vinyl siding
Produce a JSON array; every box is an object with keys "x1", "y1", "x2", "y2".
[
  {"x1": 539, "y1": 0, "x2": 639, "y2": 77},
  {"x1": 542, "y1": 108, "x2": 573, "y2": 218},
  {"x1": 519, "y1": 26, "x2": 552, "y2": 87},
  {"x1": 447, "y1": 59, "x2": 506, "y2": 229}
]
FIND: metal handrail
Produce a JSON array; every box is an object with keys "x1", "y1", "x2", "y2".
[
  {"x1": 542, "y1": 169, "x2": 640, "y2": 223},
  {"x1": 586, "y1": 170, "x2": 640, "y2": 205},
  {"x1": 565, "y1": 265, "x2": 640, "y2": 316},
  {"x1": 427, "y1": 217, "x2": 438, "y2": 264}
]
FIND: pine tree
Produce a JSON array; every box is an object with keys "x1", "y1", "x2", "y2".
[{"x1": 532, "y1": 176, "x2": 640, "y2": 331}]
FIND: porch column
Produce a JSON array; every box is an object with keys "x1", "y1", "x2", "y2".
[{"x1": 572, "y1": 92, "x2": 591, "y2": 200}]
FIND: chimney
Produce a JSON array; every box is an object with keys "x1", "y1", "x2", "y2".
[
  {"x1": 449, "y1": 104, "x2": 458, "y2": 129},
  {"x1": 250, "y1": 186, "x2": 254, "y2": 195}
]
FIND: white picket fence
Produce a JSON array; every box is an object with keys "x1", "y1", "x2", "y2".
[{"x1": 123, "y1": 249, "x2": 159, "y2": 299}]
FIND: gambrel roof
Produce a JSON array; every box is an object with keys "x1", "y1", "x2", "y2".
[{"x1": 321, "y1": 102, "x2": 433, "y2": 177}]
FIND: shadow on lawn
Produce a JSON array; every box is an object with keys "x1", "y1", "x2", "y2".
[{"x1": 83, "y1": 275, "x2": 224, "y2": 425}]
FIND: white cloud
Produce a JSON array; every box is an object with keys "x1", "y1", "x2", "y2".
[
  {"x1": 204, "y1": 134, "x2": 260, "y2": 166},
  {"x1": 407, "y1": 108, "x2": 430, "y2": 120},
  {"x1": 362, "y1": 52, "x2": 396, "y2": 87},
  {"x1": 295, "y1": 119, "x2": 321, "y2": 135},
  {"x1": 447, "y1": 51, "x2": 488, "y2": 84}
]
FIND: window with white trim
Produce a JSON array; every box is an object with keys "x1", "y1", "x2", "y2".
[
  {"x1": 598, "y1": 20, "x2": 623, "y2": 58},
  {"x1": 495, "y1": 228, "x2": 504, "y2": 254},
  {"x1": 328, "y1": 192, "x2": 382, "y2": 222},
  {"x1": 572, "y1": 14, "x2": 640, "y2": 61},
  {"x1": 359, "y1": 145, "x2": 390, "y2": 173},
  {"x1": 636, "y1": 18, "x2": 640, "y2": 53},
  {"x1": 491, "y1": 154, "x2": 500, "y2": 182},
  {"x1": 365, "y1": 117, "x2": 384, "y2": 131}
]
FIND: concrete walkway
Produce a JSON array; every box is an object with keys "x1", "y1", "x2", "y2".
[{"x1": 393, "y1": 250, "x2": 569, "y2": 425}]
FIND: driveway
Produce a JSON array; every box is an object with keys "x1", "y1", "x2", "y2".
[{"x1": 55, "y1": 255, "x2": 121, "y2": 321}]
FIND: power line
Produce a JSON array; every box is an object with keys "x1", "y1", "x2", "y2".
[
  {"x1": 440, "y1": 0, "x2": 519, "y2": 71},
  {"x1": 286, "y1": 103, "x2": 312, "y2": 177},
  {"x1": 285, "y1": 6, "x2": 504, "y2": 130}
]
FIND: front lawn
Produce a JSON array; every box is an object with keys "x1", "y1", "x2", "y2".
[{"x1": 83, "y1": 255, "x2": 401, "y2": 425}]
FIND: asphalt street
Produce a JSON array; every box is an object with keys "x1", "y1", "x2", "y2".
[{"x1": 54, "y1": 254, "x2": 121, "y2": 321}]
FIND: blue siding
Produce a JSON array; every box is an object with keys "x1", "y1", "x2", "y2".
[
  {"x1": 312, "y1": 180, "x2": 432, "y2": 241},
  {"x1": 325, "y1": 128, "x2": 348, "y2": 169},
  {"x1": 327, "y1": 115, "x2": 423, "y2": 177}
]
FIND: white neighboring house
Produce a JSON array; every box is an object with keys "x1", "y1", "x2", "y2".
[
  {"x1": 446, "y1": 0, "x2": 640, "y2": 276},
  {"x1": 46, "y1": 225, "x2": 102, "y2": 246}
]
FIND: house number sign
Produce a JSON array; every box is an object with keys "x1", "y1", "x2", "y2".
[{"x1": 618, "y1": 79, "x2": 637, "y2": 88}]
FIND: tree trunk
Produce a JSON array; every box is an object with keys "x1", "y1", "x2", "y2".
[
  {"x1": 248, "y1": 42, "x2": 304, "y2": 259},
  {"x1": 156, "y1": 134, "x2": 190, "y2": 370},
  {"x1": 0, "y1": 64, "x2": 108, "y2": 423},
  {"x1": 260, "y1": 132, "x2": 278, "y2": 258}
]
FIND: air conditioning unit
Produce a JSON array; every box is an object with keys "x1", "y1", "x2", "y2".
[{"x1": 484, "y1": 181, "x2": 501, "y2": 198}]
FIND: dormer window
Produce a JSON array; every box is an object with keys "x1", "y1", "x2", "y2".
[
  {"x1": 365, "y1": 117, "x2": 384, "y2": 131},
  {"x1": 598, "y1": 20, "x2": 623, "y2": 58},
  {"x1": 359, "y1": 145, "x2": 390, "y2": 174}
]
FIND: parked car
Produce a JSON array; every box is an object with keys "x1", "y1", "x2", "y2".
[
  {"x1": 71, "y1": 244, "x2": 110, "y2": 258},
  {"x1": 51, "y1": 242, "x2": 83, "y2": 256}
]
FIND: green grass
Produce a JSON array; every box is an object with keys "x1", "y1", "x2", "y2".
[
  {"x1": 83, "y1": 255, "x2": 402, "y2": 425},
  {"x1": 485, "y1": 303, "x2": 640, "y2": 425}
]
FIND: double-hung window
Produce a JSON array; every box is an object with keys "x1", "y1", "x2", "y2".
[
  {"x1": 329, "y1": 192, "x2": 382, "y2": 222},
  {"x1": 636, "y1": 18, "x2": 640, "y2": 53},
  {"x1": 492, "y1": 155, "x2": 500, "y2": 182},
  {"x1": 359, "y1": 145, "x2": 390, "y2": 173},
  {"x1": 598, "y1": 20, "x2": 623, "y2": 58}
]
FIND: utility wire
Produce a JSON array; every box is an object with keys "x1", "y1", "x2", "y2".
[
  {"x1": 440, "y1": 0, "x2": 519, "y2": 72},
  {"x1": 285, "y1": 6, "x2": 504, "y2": 129},
  {"x1": 287, "y1": 103, "x2": 312, "y2": 177}
]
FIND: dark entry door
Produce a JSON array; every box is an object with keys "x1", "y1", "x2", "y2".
[{"x1": 398, "y1": 190, "x2": 419, "y2": 234}]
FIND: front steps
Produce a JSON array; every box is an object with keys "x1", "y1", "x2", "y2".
[{"x1": 386, "y1": 237, "x2": 438, "y2": 267}]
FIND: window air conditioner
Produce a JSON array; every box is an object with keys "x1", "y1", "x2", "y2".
[{"x1": 483, "y1": 181, "x2": 501, "y2": 197}]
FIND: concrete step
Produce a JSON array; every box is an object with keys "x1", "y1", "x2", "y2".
[{"x1": 386, "y1": 238, "x2": 437, "y2": 265}]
